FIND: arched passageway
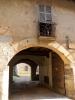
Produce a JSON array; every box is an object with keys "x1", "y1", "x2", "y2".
[
  {"x1": 9, "y1": 58, "x2": 39, "y2": 94},
  {"x1": 8, "y1": 46, "x2": 74, "y2": 100},
  {"x1": 13, "y1": 63, "x2": 31, "y2": 82}
]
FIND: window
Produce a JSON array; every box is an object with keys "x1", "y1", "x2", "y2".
[
  {"x1": 39, "y1": 5, "x2": 52, "y2": 23},
  {"x1": 38, "y1": 5, "x2": 55, "y2": 37}
]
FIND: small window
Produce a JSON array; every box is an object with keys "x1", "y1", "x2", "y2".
[
  {"x1": 39, "y1": 5, "x2": 52, "y2": 23},
  {"x1": 38, "y1": 5, "x2": 55, "y2": 37}
]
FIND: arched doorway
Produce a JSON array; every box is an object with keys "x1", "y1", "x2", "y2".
[
  {"x1": 8, "y1": 46, "x2": 74, "y2": 100},
  {"x1": 13, "y1": 63, "x2": 31, "y2": 82},
  {"x1": 2, "y1": 42, "x2": 75, "y2": 100},
  {"x1": 9, "y1": 58, "x2": 39, "y2": 94}
]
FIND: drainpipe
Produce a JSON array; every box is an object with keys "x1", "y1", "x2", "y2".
[{"x1": 65, "y1": 36, "x2": 70, "y2": 49}]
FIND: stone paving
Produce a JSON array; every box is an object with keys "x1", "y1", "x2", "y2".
[{"x1": 9, "y1": 81, "x2": 72, "y2": 100}]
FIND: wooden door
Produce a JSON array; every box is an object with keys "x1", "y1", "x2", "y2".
[{"x1": 52, "y1": 53, "x2": 66, "y2": 95}]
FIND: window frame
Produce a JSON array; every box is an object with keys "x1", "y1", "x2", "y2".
[{"x1": 39, "y1": 5, "x2": 52, "y2": 24}]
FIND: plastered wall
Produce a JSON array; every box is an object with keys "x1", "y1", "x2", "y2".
[
  {"x1": 0, "y1": 0, "x2": 38, "y2": 43},
  {"x1": 52, "y1": 0, "x2": 75, "y2": 43},
  {"x1": 0, "y1": 0, "x2": 75, "y2": 44}
]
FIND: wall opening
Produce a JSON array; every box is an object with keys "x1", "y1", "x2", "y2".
[
  {"x1": 9, "y1": 58, "x2": 39, "y2": 96},
  {"x1": 8, "y1": 46, "x2": 74, "y2": 100},
  {"x1": 13, "y1": 63, "x2": 31, "y2": 83},
  {"x1": 36, "y1": 65, "x2": 39, "y2": 81},
  {"x1": 38, "y1": 5, "x2": 56, "y2": 37}
]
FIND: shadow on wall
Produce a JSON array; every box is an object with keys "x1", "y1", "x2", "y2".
[{"x1": 52, "y1": 0, "x2": 75, "y2": 12}]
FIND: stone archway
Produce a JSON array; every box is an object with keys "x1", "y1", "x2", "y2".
[
  {"x1": 15, "y1": 41, "x2": 75, "y2": 98},
  {"x1": 9, "y1": 58, "x2": 38, "y2": 85},
  {"x1": 1, "y1": 41, "x2": 75, "y2": 100}
]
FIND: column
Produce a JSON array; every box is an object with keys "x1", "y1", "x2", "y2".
[
  {"x1": 2, "y1": 66, "x2": 9, "y2": 100},
  {"x1": 48, "y1": 52, "x2": 52, "y2": 88}
]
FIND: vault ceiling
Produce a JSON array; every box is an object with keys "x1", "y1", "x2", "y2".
[{"x1": 16, "y1": 47, "x2": 52, "y2": 57}]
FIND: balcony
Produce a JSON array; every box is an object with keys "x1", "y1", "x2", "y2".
[{"x1": 38, "y1": 22, "x2": 56, "y2": 43}]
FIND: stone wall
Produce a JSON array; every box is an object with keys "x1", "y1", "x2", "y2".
[{"x1": 0, "y1": 0, "x2": 75, "y2": 100}]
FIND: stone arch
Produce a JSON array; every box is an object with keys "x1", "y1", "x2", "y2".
[
  {"x1": 9, "y1": 58, "x2": 38, "y2": 81},
  {"x1": 14, "y1": 41, "x2": 74, "y2": 64},
  {"x1": 1, "y1": 41, "x2": 75, "y2": 100},
  {"x1": 10, "y1": 41, "x2": 75, "y2": 97}
]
